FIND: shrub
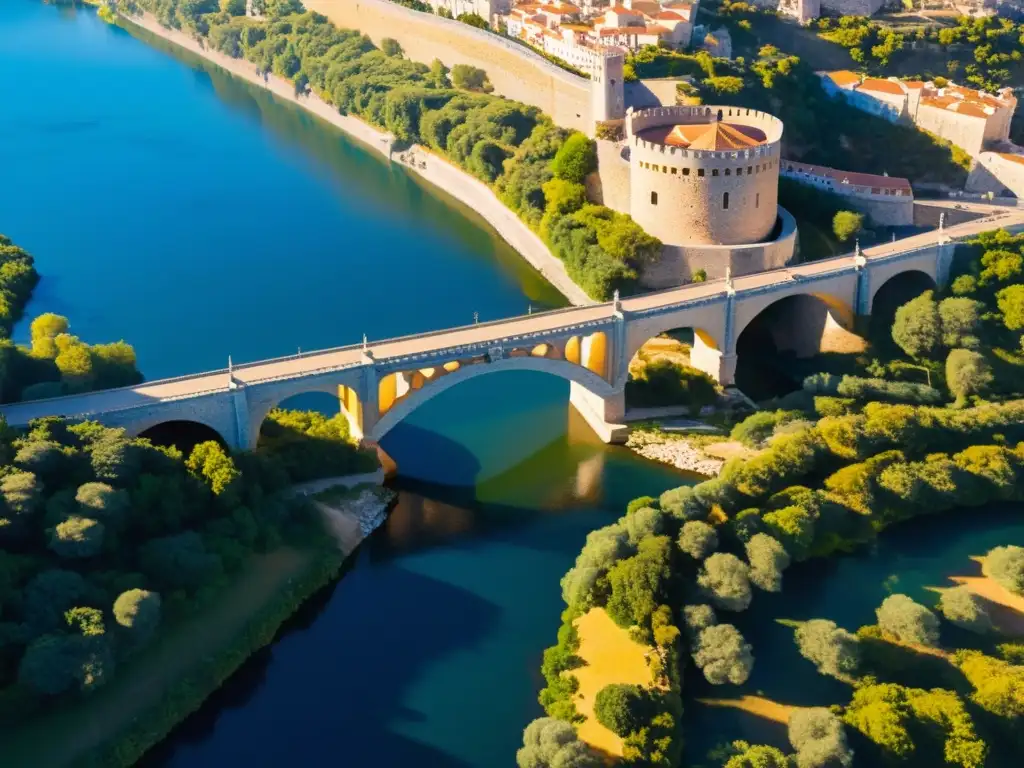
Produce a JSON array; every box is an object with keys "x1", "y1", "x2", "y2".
[
  {"x1": 49, "y1": 516, "x2": 104, "y2": 559},
  {"x1": 693, "y1": 623, "x2": 754, "y2": 685},
  {"x1": 683, "y1": 603, "x2": 717, "y2": 642},
  {"x1": 794, "y1": 619, "x2": 860, "y2": 680},
  {"x1": 606, "y1": 535, "x2": 672, "y2": 629},
  {"x1": 697, "y1": 552, "x2": 753, "y2": 611},
  {"x1": 876, "y1": 594, "x2": 940, "y2": 647},
  {"x1": 938, "y1": 586, "x2": 991, "y2": 634},
  {"x1": 678, "y1": 520, "x2": 718, "y2": 560},
  {"x1": 832, "y1": 210, "x2": 863, "y2": 242},
  {"x1": 113, "y1": 589, "x2": 162, "y2": 644},
  {"x1": 626, "y1": 359, "x2": 718, "y2": 411},
  {"x1": 593, "y1": 683, "x2": 649, "y2": 736},
  {"x1": 892, "y1": 291, "x2": 942, "y2": 359},
  {"x1": 788, "y1": 707, "x2": 854, "y2": 768},
  {"x1": 946, "y1": 349, "x2": 993, "y2": 403},
  {"x1": 626, "y1": 496, "x2": 657, "y2": 516},
  {"x1": 987, "y1": 545, "x2": 1024, "y2": 595},
  {"x1": 75, "y1": 482, "x2": 129, "y2": 521},
  {"x1": 745, "y1": 533, "x2": 790, "y2": 592},
  {"x1": 516, "y1": 717, "x2": 601, "y2": 768},
  {"x1": 139, "y1": 532, "x2": 222, "y2": 591},
  {"x1": 550, "y1": 133, "x2": 597, "y2": 184},
  {"x1": 730, "y1": 410, "x2": 801, "y2": 447},
  {"x1": 724, "y1": 743, "x2": 789, "y2": 767},
  {"x1": 451, "y1": 63, "x2": 492, "y2": 92}
]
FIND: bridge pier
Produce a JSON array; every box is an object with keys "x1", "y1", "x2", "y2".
[{"x1": 569, "y1": 382, "x2": 629, "y2": 444}]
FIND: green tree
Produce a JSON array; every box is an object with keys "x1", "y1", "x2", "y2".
[
  {"x1": 219, "y1": 0, "x2": 247, "y2": 14},
  {"x1": 698, "y1": 552, "x2": 753, "y2": 611},
  {"x1": 693, "y1": 623, "x2": 754, "y2": 685},
  {"x1": 938, "y1": 297, "x2": 983, "y2": 349},
  {"x1": 877, "y1": 593, "x2": 940, "y2": 646},
  {"x1": 593, "y1": 683, "x2": 649, "y2": 736},
  {"x1": 18, "y1": 634, "x2": 90, "y2": 695},
  {"x1": 946, "y1": 349, "x2": 993, "y2": 403},
  {"x1": 29, "y1": 312, "x2": 68, "y2": 358},
  {"x1": 678, "y1": 520, "x2": 718, "y2": 560},
  {"x1": 723, "y1": 743, "x2": 789, "y2": 768},
  {"x1": 456, "y1": 12, "x2": 488, "y2": 29},
  {"x1": 76, "y1": 481, "x2": 129, "y2": 522},
  {"x1": 843, "y1": 683, "x2": 915, "y2": 760},
  {"x1": 987, "y1": 545, "x2": 1024, "y2": 595},
  {"x1": 892, "y1": 291, "x2": 942, "y2": 359},
  {"x1": 516, "y1": 717, "x2": 601, "y2": 768},
  {"x1": 794, "y1": 618, "x2": 860, "y2": 680},
  {"x1": 551, "y1": 133, "x2": 597, "y2": 184},
  {"x1": 939, "y1": 586, "x2": 991, "y2": 634},
  {"x1": 451, "y1": 64, "x2": 493, "y2": 92},
  {"x1": 996, "y1": 284, "x2": 1024, "y2": 331},
  {"x1": 139, "y1": 532, "x2": 222, "y2": 591},
  {"x1": 187, "y1": 440, "x2": 240, "y2": 498},
  {"x1": 113, "y1": 589, "x2": 162, "y2": 644},
  {"x1": 745, "y1": 533, "x2": 790, "y2": 592},
  {"x1": 65, "y1": 606, "x2": 105, "y2": 637},
  {"x1": 23, "y1": 569, "x2": 89, "y2": 633},
  {"x1": 789, "y1": 707, "x2": 853, "y2": 768},
  {"x1": 380, "y1": 37, "x2": 403, "y2": 57},
  {"x1": 605, "y1": 535, "x2": 671, "y2": 629},
  {"x1": 832, "y1": 210, "x2": 863, "y2": 242},
  {"x1": 49, "y1": 516, "x2": 105, "y2": 558}
]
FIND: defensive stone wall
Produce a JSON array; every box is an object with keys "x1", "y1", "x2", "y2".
[
  {"x1": 966, "y1": 152, "x2": 1024, "y2": 198},
  {"x1": 640, "y1": 207, "x2": 798, "y2": 288},
  {"x1": 304, "y1": 0, "x2": 595, "y2": 133},
  {"x1": 821, "y1": 0, "x2": 885, "y2": 15},
  {"x1": 594, "y1": 138, "x2": 632, "y2": 213},
  {"x1": 915, "y1": 103, "x2": 990, "y2": 157},
  {"x1": 626, "y1": 106, "x2": 783, "y2": 246}
]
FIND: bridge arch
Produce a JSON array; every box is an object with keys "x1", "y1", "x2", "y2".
[
  {"x1": 369, "y1": 356, "x2": 617, "y2": 442},
  {"x1": 135, "y1": 419, "x2": 231, "y2": 453}
]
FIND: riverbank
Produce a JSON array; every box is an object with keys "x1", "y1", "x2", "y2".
[
  {"x1": 625, "y1": 428, "x2": 727, "y2": 475},
  {"x1": 116, "y1": 10, "x2": 593, "y2": 307}
]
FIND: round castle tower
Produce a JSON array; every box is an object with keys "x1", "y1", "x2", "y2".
[{"x1": 626, "y1": 105, "x2": 784, "y2": 247}]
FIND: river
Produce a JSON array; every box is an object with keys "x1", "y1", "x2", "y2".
[{"x1": 0, "y1": 4, "x2": 694, "y2": 766}]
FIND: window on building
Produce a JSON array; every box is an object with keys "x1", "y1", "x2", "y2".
[
  {"x1": 736, "y1": 168, "x2": 743, "y2": 176},
  {"x1": 662, "y1": 165, "x2": 668, "y2": 173},
  {"x1": 756, "y1": 193, "x2": 760, "y2": 208},
  {"x1": 712, "y1": 169, "x2": 719, "y2": 177},
  {"x1": 651, "y1": 191, "x2": 658, "y2": 205},
  {"x1": 697, "y1": 169, "x2": 705, "y2": 177},
  {"x1": 723, "y1": 192, "x2": 730, "y2": 209},
  {"x1": 748, "y1": 166, "x2": 753, "y2": 174},
  {"x1": 671, "y1": 167, "x2": 677, "y2": 174},
  {"x1": 725, "y1": 169, "x2": 731, "y2": 176},
  {"x1": 683, "y1": 168, "x2": 690, "y2": 176}
]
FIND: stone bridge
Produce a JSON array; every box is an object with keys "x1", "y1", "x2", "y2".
[{"x1": 3, "y1": 208, "x2": 1021, "y2": 448}]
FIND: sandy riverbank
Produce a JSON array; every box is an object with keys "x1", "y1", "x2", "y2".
[
  {"x1": 625, "y1": 429, "x2": 726, "y2": 475},
  {"x1": 117, "y1": 11, "x2": 592, "y2": 306}
]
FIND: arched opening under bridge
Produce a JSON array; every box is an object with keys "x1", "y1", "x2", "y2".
[
  {"x1": 137, "y1": 420, "x2": 228, "y2": 456},
  {"x1": 735, "y1": 293, "x2": 863, "y2": 400},
  {"x1": 624, "y1": 327, "x2": 721, "y2": 414},
  {"x1": 868, "y1": 269, "x2": 938, "y2": 353}
]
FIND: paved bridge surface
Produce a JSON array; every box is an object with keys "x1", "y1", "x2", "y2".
[{"x1": 3, "y1": 206, "x2": 1022, "y2": 448}]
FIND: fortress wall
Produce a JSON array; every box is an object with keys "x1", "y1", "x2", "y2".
[
  {"x1": 847, "y1": 195, "x2": 915, "y2": 227},
  {"x1": 594, "y1": 139, "x2": 631, "y2": 214},
  {"x1": 915, "y1": 104, "x2": 988, "y2": 157},
  {"x1": 966, "y1": 153, "x2": 1024, "y2": 198},
  {"x1": 304, "y1": 0, "x2": 594, "y2": 133}
]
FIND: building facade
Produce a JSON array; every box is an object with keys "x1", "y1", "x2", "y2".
[{"x1": 781, "y1": 161, "x2": 914, "y2": 226}]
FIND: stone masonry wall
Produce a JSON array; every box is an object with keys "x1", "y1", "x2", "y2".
[
  {"x1": 821, "y1": 0, "x2": 885, "y2": 15},
  {"x1": 304, "y1": 0, "x2": 594, "y2": 133},
  {"x1": 967, "y1": 153, "x2": 1024, "y2": 198},
  {"x1": 915, "y1": 103, "x2": 989, "y2": 157}
]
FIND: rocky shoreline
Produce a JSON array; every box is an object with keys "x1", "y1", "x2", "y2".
[{"x1": 626, "y1": 430, "x2": 724, "y2": 476}]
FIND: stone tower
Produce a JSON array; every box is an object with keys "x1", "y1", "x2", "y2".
[{"x1": 591, "y1": 49, "x2": 626, "y2": 126}]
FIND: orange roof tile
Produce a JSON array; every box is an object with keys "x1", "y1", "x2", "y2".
[
  {"x1": 608, "y1": 5, "x2": 642, "y2": 14},
  {"x1": 646, "y1": 122, "x2": 766, "y2": 150},
  {"x1": 654, "y1": 10, "x2": 685, "y2": 19},
  {"x1": 859, "y1": 78, "x2": 905, "y2": 96},
  {"x1": 824, "y1": 70, "x2": 861, "y2": 87},
  {"x1": 903, "y1": 80, "x2": 924, "y2": 89}
]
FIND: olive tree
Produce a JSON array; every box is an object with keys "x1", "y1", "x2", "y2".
[
  {"x1": 693, "y1": 623, "x2": 754, "y2": 685},
  {"x1": 938, "y1": 586, "x2": 991, "y2": 634},
  {"x1": 697, "y1": 553, "x2": 753, "y2": 611},
  {"x1": 794, "y1": 619, "x2": 860, "y2": 680},
  {"x1": 593, "y1": 683, "x2": 649, "y2": 736},
  {"x1": 678, "y1": 520, "x2": 718, "y2": 560},
  {"x1": 113, "y1": 589, "x2": 162, "y2": 643},
  {"x1": 745, "y1": 533, "x2": 790, "y2": 592},
  {"x1": 876, "y1": 594, "x2": 940, "y2": 647},
  {"x1": 788, "y1": 708, "x2": 854, "y2": 768},
  {"x1": 987, "y1": 545, "x2": 1024, "y2": 595},
  {"x1": 516, "y1": 717, "x2": 601, "y2": 768},
  {"x1": 49, "y1": 516, "x2": 105, "y2": 559}
]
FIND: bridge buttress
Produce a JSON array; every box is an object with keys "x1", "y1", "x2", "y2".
[
  {"x1": 935, "y1": 239, "x2": 956, "y2": 288},
  {"x1": 355, "y1": 363, "x2": 380, "y2": 444},
  {"x1": 230, "y1": 383, "x2": 255, "y2": 451},
  {"x1": 569, "y1": 381, "x2": 628, "y2": 444}
]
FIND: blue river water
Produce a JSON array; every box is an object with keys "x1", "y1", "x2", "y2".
[{"x1": 0, "y1": 4, "x2": 693, "y2": 766}]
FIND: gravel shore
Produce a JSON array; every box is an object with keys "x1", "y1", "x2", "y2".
[{"x1": 626, "y1": 431, "x2": 724, "y2": 476}]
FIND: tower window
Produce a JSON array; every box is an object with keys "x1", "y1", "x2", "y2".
[
  {"x1": 747, "y1": 166, "x2": 753, "y2": 174},
  {"x1": 736, "y1": 168, "x2": 743, "y2": 176},
  {"x1": 697, "y1": 169, "x2": 705, "y2": 177},
  {"x1": 725, "y1": 168, "x2": 731, "y2": 176},
  {"x1": 712, "y1": 169, "x2": 719, "y2": 177},
  {"x1": 651, "y1": 191, "x2": 658, "y2": 205},
  {"x1": 671, "y1": 167, "x2": 677, "y2": 175},
  {"x1": 683, "y1": 168, "x2": 690, "y2": 176},
  {"x1": 723, "y1": 192, "x2": 730, "y2": 210}
]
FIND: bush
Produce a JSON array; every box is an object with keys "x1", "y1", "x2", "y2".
[
  {"x1": 788, "y1": 707, "x2": 854, "y2": 768},
  {"x1": 451, "y1": 63, "x2": 492, "y2": 92},
  {"x1": 794, "y1": 619, "x2": 860, "y2": 680},
  {"x1": 693, "y1": 623, "x2": 754, "y2": 685},
  {"x1": 678, "y1": 520, "x2": 718, "y2": 560},
  {"x1": 892, "y1": 291, "x2": 942, "y2": 359},
  {"x1": 946, "y1": 349, "x2": 993, "y2": 402},
  {"x1": 832, "y1": 211, "x2": 863, "y2": 243},
  {"x1": 745, "y1": 533, "x2": 790, "y2": 592},
  {"x1": 113, "y1": 589, "x2": 162, "y2": 644},
  {"x1": 75, "y1": 482, "x2": 129, "y2": 521},
  {"x1": 49, "y1": 516, "x2": 105, "y2": 559},
  {"x1": 987, "y1": 545, "x2": 1024, "y2": 595},
  {"x1": 593, "y1": 683, "x2": 649, "y2": 736},
  {"x1": 698, "y1": 553, "x2": 753, "y2": 611},
  {"x1": 626, "y1": 360, "x2": 718, "y2": 411},
  {"x1": 876, "y1": 594, "x2": 940, "y2": 647},
  {"x1": 939, "y1": 586, "x2": 991, "y2": 634},
  {"x1": 516, "y1": 717, "x2": 601, "y2": 768},
  {"x1": 730, "y1": 410, "x2": 801, "y2": 447},
  {"x1": 550, "y1": 133, "x2": 596, "y2": 184}
]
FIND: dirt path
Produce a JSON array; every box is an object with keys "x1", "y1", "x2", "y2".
[{"x1": 1, "y1": 548, "x2": 313, "y2": 767}]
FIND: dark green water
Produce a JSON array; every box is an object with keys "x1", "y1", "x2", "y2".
[{"x1": 0, "y1": 4, "x2": 693, "y2": 766}]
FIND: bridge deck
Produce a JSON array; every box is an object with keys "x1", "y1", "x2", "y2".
[{"x1": 2, "y1": 205, "x2": 1022, "y2": 425}]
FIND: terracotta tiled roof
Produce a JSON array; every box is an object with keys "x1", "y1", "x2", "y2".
[
  {"x1": 903, "y1": 80, "x2": 924, "y2": 89},
  {"x1": 646, "y1": 122, "x2": 766, "y2": 150},
  {"x1": 654, "y1": 10, "x2": 685, "y2": 19},
  {"x1": 608, "y1": 5, "x2": 642, "y2": 15},
  {"x1": 858, "y1": 78, "x2": 905, "y2": 96},
  {"x1": 784, "y1": 161, "x2": 911, "y2": 191},
  {"x1": 823, "y1": 70, "x2": 860, "y2": 88},
  {"x1": 921, "y1": 97, "x2": 989, "y2": 119}
]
